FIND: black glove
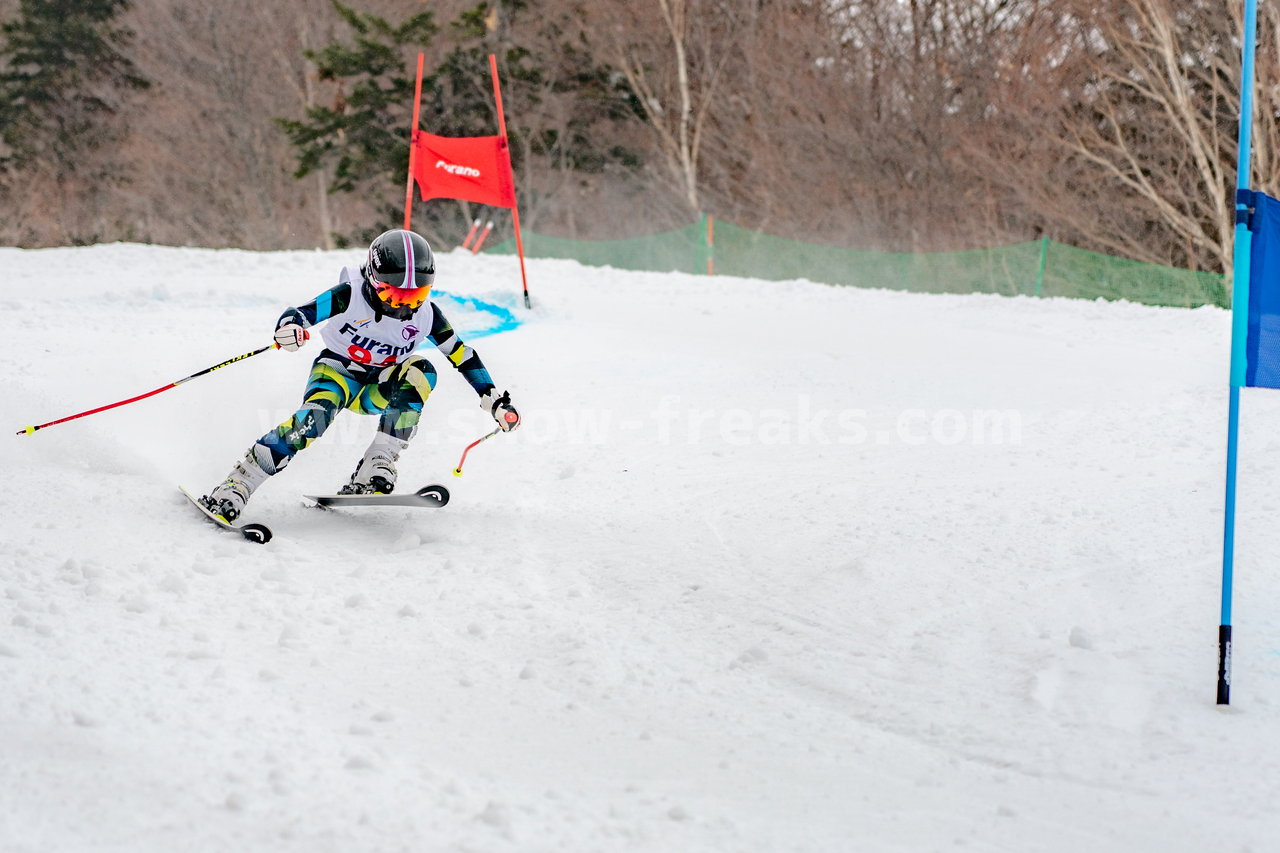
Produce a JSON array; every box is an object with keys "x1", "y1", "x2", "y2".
[{"x1": 480, "y1": 390, "x2": 520, "y2": 431}]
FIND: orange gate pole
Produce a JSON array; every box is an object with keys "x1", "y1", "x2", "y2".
[
  {"x1": 403, "y1": 53, "x2": 426, "y2": 229},
  {"x1": 489, "y1": 53, "x2": 531, "y2": 309}
]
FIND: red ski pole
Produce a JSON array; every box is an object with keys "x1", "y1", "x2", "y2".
[
  {"x1": 452, "y1": 412, "x2": 518, "y2": 476},
  {"x1": 469, "y1": 221, "x2": 495, "y2": 254},
  {"x1": 460, "y1": 218, "x2": 482, "y2": 250},
  {"x1": 16, "y1": 343, "x2": 278, "y2": 436}
]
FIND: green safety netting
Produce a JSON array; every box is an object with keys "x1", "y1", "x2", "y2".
[
  {"x1": 489, "y1": 221, "x2": 708, "y2": 275},
  {"x1": 489, "y1": 217, "x2": 1227, "y2": 309}
]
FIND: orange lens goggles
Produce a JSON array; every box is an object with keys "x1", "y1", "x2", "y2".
[{"x1": 375, "y1": 282, "x2": 431, "y2": 310}]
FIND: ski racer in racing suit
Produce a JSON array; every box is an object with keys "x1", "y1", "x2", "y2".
[{"x1": 200, "y1": 228, "x2": 519, "y2": 521}]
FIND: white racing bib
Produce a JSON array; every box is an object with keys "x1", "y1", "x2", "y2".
[{"x1": 320, "y1": 267, "x2": 428, "y2": 368}]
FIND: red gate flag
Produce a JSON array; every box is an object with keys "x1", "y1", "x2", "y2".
[{"x1": 411, "y1": 132, "x2": 515, "y2": 208}]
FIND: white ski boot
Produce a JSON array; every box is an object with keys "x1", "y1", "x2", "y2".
[
  {"x1": 202, "y1": 449, "x2": 271, "y2": 522},
  {"x1": 340, "y1": 432, "x2": 409, "y2": 495}
]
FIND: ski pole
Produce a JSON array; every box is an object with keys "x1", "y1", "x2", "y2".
[
  {"x1": 16, "y1": 343, "x2": 277, "y2": 436},
  {"x1": 469, "y1": 220, "x2": 495, "y2": 254},
  {"x1": 452, "y1": 412, "x2": 518, "y2": 476},
  {"x1": 460, "y1": 218, "x2": 482, "y2": 250}
]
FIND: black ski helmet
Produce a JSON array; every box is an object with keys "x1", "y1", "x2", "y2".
[{"x1": 365, "y1": 229, "x2": 435, "y2": 315}]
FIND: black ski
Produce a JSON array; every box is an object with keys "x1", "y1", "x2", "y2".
[
  {"x1": 304, "y1": 484, "x2": 450, "y2": 509},
  {"x1": 179, "y1": 486, "x2": 273, "y2": 544}
]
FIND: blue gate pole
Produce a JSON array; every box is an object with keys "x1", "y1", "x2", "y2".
[{"x1": 1221, "y1": 0, "x2": 1260, "y2": 706}]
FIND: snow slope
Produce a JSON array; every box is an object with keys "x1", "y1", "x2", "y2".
[{"x1": 2, "y1": 243, "x2": 1279, "y2": 852}]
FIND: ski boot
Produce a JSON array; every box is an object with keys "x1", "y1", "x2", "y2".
[
  {"x1": 339, "y1": 432, "x2": 408, "y2": 495},
  {"x1": 201, "y1": 449, "x2": 271, "y2": 522}
]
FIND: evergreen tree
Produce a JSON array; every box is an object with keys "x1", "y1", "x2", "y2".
[
  {"x1": 0, "y1": 0, "x2": 149, "y2": 172},
  {"x1": 278, "y1": 0, "x2": 643, "y2": 247},
  {"x1": 276, "y1": 2, "x2": 439, "y2": 247},
  {"x1": 433, "y1": 3, "x2": 643, "y2": 177}
]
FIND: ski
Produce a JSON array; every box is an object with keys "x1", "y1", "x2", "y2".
[
  {"x1": 304, "y1": 484, "x2": 450, "y2": 509},
  {"x1": 179, "y1": 486, "x2": 273, "y2": 544}
]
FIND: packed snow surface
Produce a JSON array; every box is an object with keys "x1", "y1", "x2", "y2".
[{"x1": 2, "y1": 243, "x2": 1278, "y2": 852}]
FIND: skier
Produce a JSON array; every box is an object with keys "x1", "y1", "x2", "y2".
[{"x1": 200, "y1": 228, "x2": 520, "y2": 521}]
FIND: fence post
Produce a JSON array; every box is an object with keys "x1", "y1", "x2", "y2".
[
  {"x1": 706, "y1": 214, "x2": 715, "y2": 275},
  {"x1": 1035, "y1": 235, "x2": 1049, "y2": 297}
]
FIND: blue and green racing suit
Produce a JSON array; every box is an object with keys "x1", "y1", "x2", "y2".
[{"x1": 251, "y1": 265, "x2": 496, "y2": 474}]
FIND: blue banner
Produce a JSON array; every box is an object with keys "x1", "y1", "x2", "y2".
[{"x1": 1245, "y1": 189, "x2": 1280, "y2": 388}]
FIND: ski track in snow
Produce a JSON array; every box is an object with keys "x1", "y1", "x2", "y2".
[{"x1": 2, "y1": 243, "x2": 1280, "y2": 851}]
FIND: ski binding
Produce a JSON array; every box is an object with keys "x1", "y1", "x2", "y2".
[{"x1": 179, "y1": 486, "x2": 273, "y2": 544}]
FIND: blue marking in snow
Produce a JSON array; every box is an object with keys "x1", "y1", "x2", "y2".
[{"x1": 431, "y1": 289, "x2": 522, "y2": 340}]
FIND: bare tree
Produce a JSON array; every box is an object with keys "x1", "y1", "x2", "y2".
[
  {"x1": 972, "y1": 0, "x2": 1280, "y2": 276},
  {"x1": 257, "y1": 2, "x2": 341, "y2": 248},
  {"x1": 1059, "y1": 0, "x2": 1235, "y2": 271},
  {"x1": 588, "y1": 0, "x2": 745, "y2": 217}
]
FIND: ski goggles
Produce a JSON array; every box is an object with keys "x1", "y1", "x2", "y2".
[{"x1": 373, "y1": 282, "x2": 431, "y2": 310}]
